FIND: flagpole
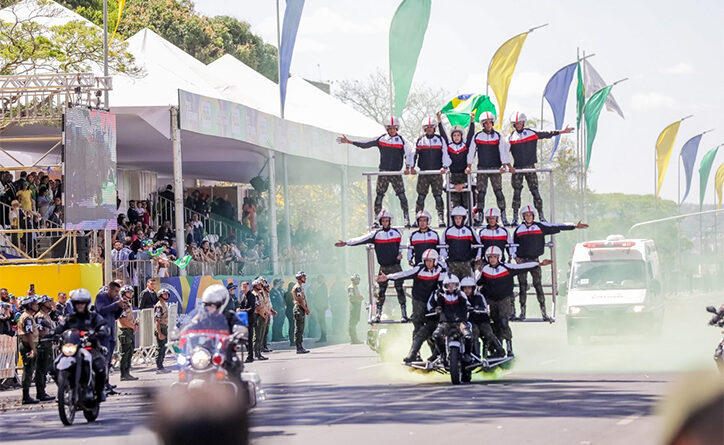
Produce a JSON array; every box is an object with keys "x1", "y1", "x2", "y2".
[{"x1": 275, "y1": 0, "x2": 285, "y2": 119}]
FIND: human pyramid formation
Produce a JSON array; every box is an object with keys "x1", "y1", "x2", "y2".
[{"x1": 337, "y1": 111, "x2": 588, "y2": 362}]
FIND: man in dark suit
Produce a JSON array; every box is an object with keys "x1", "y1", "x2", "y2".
[
  {"x1": 139, "y1": 278, "x2": 158, "y2": 309},
  {"x1": 94, "y1": 282, "x2": 124, "y2": 394}
]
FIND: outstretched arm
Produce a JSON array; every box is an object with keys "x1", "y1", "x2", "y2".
[
  {"x1": 336, "y1": 231, "x2": 376, "y2": 247},
  {"x1": 337, "y1": 135, "x2": 380, "y2": 148}
]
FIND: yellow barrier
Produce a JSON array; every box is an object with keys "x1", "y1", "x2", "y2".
[{"x1": 0, "y1": 263, "x2": 103, "y2": 298}]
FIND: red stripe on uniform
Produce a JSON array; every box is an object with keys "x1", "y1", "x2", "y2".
[
  {"x1": 411, "y1": 239, "x2": 437, "y2": 245},
  {"x1": 417, "y1": 145, "x2": 443, "y2": 149},
  {"x1": 474, "y1": 138, "x2": 499, "y2": 145},
  {"x1": 379, "y1": 141, "x2": 404, "y2": 149},
  {"x1": 517, "y1": 229, "x2": 543, "y2": 236},
  {"x1": 375, "y1": 237, "x2": 402, "y2": 243},
  {"x1": 446, "y1": 235, "x2": 473, "y2": 241},
  {"x1": 483, "y1": 270, "x2": 510, "y2": 278},
  {"x1": 482, "y1": 235, "x2": 508, "y2": 240},
  {"x1": 509, "y1": 134, "x2": 538, "y2": 145},
  {"x1": 448, "y1": 146, "x2": 467, "y2": 154},
  {"x1": 418, "y1": 274, "x2": 440, "y2": 281}
]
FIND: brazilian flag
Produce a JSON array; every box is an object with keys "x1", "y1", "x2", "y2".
[
  {"x1": 173, "y1": 255, "x2": 192, "y2": 269},
  {"x1": 150, "y1": 248, "x2": 164, "y2": 258},
  {"x1": 440, "y1": 94, "x2": 497, "y2": 127}
]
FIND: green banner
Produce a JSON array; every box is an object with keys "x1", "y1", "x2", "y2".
[
  {"x1": 583, "y1": 85, "x2": 613, "y2": 170},
  {"x1": 699, "y1": 145, "x2": 721, "y2": 208},
  {"x1": 576, "y1": 62, "x2": 585, "y2": 129}
]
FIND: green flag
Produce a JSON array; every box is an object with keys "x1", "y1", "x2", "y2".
[
  {"x1": 699, "y1": 145, "x2": 721, "y2": 209},
  {"x1": 583, "y1": 85, "x2": 613, "y2": 170},
  {"x1": 389, "y1": 0, "x2": 431, "y2": 117},
  {"x1": 576, "y1": 62, "x2": 585, "y2": 129},
  {"x1": 440, "y1": 94, "x2": 497, "y2": 127},
  {"x1": 173, "y1": 254, "x2": 192, "y2": 269},
  {"x1": 150, "y1": 247, "x2": 164, "y2": 258}
]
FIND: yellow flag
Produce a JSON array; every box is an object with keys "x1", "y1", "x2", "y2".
[
  {"x1": 109, "y1": 0, "x2": 126, "y2": 46},
  {"x1": 715, "y1": 163, "x2": 724, "y2": 209},
  {"x1": 487, "y1": 32, "x2": 528, "y2": 130},
  {"x1": 655, "y1": 120, "x2": 681, "y2": 197}
]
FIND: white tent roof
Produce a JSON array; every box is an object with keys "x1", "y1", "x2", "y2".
[{"x1": 206, "y1": 55, "x2": 383, "y2": 137}]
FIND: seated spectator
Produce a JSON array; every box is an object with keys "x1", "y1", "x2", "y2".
[
  {"x1": 155, "y1": 221, "x2": 174, "y2": 244},
  {"x1": 49, "y1": 205, "x2": 63, "y2": 226},
  {"x1": 200, "y1": 240, "x2": 216, "y2": 262}
]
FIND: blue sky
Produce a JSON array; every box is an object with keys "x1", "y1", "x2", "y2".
[{"x1": 195, "y1": 0, "x2": 724, "y2": 204}]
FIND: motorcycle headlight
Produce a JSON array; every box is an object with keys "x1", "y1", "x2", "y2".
[
  {"x1": 632, "y1": 305, "x2": 645, "y2": 313},
  {"x1": 190, "y1": 349, "x2": 211, "y2": 370},
  {"x1": 61, "y1": 343, "x2": 77, "y2": 356},
  {"x1": 568, "y1": 306, "x2": 581, "y2": 315}
]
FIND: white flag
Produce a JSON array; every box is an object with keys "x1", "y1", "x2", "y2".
[{"x1": 583, "y1": 60, "x2": 625, "y2": 119}]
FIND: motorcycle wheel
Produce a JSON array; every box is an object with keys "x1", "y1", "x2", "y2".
[
  {"x1": 57, "y1": 371, "x2": 76, "y2": 426},
  {"x1": 449, "y1": 346, "x2": 461, "y2": 385},
  {"x1": 83, "y1": 403, "x2": 100, "y2": 422},
  {"x1": 462, "y1": 369, "x2": 472, "y2": 383}
]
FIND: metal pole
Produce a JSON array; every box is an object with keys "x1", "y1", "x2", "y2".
[
  {"x1": 268, "y1": 150, "x2": 279, "y2": 275},
  {"x1": 275, "y1": 0, "x2": 284, "y2": 119},
  {"x1": 548, "y1": 169, "x2": 558, "y2": 319},
  {"x1": 171, "y1": 107, "x2": 186, "y2": 275},
  {"x1": 103, "y1": 231, "x2": 111, "y2": 284},
  {"x1": 103, "y1": 0, "x2": 109, "y2": 107},
  {"x1": 282, "y1": 153, "x2": 292, "y2": 256}
]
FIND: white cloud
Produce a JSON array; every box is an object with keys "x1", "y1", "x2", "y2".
[
  {"x1": 508, "y1": 71, "x2": 548, "y2": 98},
  {"x1": 255, "y1": 7, "x2": 386, "y2": 42},
  {"x1": 630, "y1": 92, "x2": 678, "y2": 112},
  {"x1": 661, "y1": 62, "x2": 695, "y2": 75}
]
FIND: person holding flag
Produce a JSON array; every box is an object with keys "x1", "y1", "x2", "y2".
[
  {"x1": 412, "y1": 116, "x2": 449, "y2": 227},
  {"x1": 468, "y1": 111, "x2": 514, "y2": 226},
  {"x1": 507, "y1": 112, "x2": 573, "y2": 225},
  {"x1": 337, "y1": 117, "x2": 415, "y2": 227}
]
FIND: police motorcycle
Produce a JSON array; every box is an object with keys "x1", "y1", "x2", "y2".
[
  {"x1": 706, "y1": 305, "x2": 724, "y2": 374},
  {"x1": 172, "y1": 284, "x2": 264, "y2": 408},
  {"x1": 52, "y1": 327, "x2": 108, "y2": 425}
]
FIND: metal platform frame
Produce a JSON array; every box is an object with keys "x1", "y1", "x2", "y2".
[{"x1": 361, "y1": 168, "x2": 558, "y2": 324}]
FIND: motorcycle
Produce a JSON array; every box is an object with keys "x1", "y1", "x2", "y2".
[
  {"x1": 173, "y1": 310, "x2": 264, "y2": 408},
  {"x1": 706, "y1": 305, "x2": 724, "y2": 373},
  {"x1": 52, "y1": 329, "x2": 106, "y2": 425}
]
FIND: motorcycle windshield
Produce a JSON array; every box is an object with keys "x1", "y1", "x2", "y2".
[{"x1": 179, "y1": 310, "x2": 230, "y2": 354}]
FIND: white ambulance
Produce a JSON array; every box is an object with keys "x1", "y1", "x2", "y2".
[{"x1": 566, "y1": 235, "x2": 664, "y2": 343}]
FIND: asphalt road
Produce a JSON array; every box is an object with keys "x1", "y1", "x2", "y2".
[{"x1": 1, "y1": 290, "x2": 721, "y2": 445}]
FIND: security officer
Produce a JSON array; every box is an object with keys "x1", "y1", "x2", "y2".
[
  {"x1": 336, "y1": 209, "x2": 408, "y2": 323},
  {"x1": 507, "y1": 112, "x2": 574, "y2": 224},
  {"x1": 17, "y1": 296, "x2": 40, "y2": 404},
  {"x1": 337, "y1": 116, "x2": 415, "y2": 227},
  {"x1": 33, "y1": 295, "x2": 56, "y2": 401},
  {"x1": 292, "y1": 271, "x2": 311, "y2": 354},
  {"x1": 252, "y1": 278, "x2": 270, "y2": 361},
  {"x1": 154, "y1": 288, "x2": 170, "y2": 373},
  {"x1": 412, "y1": 116, "x2": 449, "y2": 227},
  {"x1": 225, "y1": 282, "x2": 239, "y2": 313},
  {"x1": 347, "y1": 274, "x2": 364, "y2": 344},
  {"x1": 118, "y1": 285, "x2": 139, "y2": 381}
]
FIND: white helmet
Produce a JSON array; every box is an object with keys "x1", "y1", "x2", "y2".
[
  {"x1": 450, "y1": 206, "x2": 467, "y2": 223},
  {"x1": 377, "y1": 209, "x2": 393, "y2": 224},
  {"x1": 450, "y1": 125, "x2": 465, "y2": 137},
  {"x1": 443, "y1": 274, "x2": 460, "y2": 291},
  {"x1": 479, "y1": 111, "x2": 495, "y2": 124},
  {"x1": 201, "y1": 284, "x2": 228, "y2": 310},
  {"x1": 421, "y1": 116, "x2": 437, "y2": 128},
  {"x1": 416, "y1": 210, "x2": 431, "y2": 223},
  {"x1": 69, "y1": 288, "x2": 92, "y2": 304},
  {"x1": 295, "y1": 270, "x2": 306, "y2": 280},
  {"x1": 384, "y1": 116, "x2": 400, "y2": 128},
  {"x1": 121, "y1": 285, "x2": 134, "y2": 295},
  {"x1": 510, "y1": 112, "x2": 527, "y2": 124},
  {"x1": 421, "y1": 249, "x2": 439, "y2": 264},
  {"x1": 485, "y1": 246, "x2": 503, "y2": 258},
  {"x1": 460, "y1": 276, "x2": 476, "y2": 288},
  {"x1": 519, "y1": 205, "x2": 537, "y2": 221},
  {"x1": 484, "y1": 208, "x2": 501, "y2": 220}
]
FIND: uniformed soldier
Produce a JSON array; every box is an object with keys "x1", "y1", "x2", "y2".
[
  {"x1": 33, "y1": 295, "x2": 56, "y2": 401},
  {"x1": 154, "y1": 288, "x2": 170, "y2": 373},
  {"x1": 252, "y1": 278, "x2": 271, "y2": 361},
  {"x1": 347, "y1": 274, "x2": 364, "y2": 344},
  {"x1": 118, "y1": 285, "x2": 139, "y2": 381},
  {"x1": 17, "y1": 296, "x2": 40, "y2": 404},
  {"x1": 292, "y1": 271, "x2": 311, "y2": 354}
]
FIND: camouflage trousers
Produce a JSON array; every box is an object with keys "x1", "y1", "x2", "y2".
[
  {"x1": 447, "y1": 260, "x2": 473, "y2": 280},
  {"x1": 416, "y1": 174, "x2": 444, "y2": 213},
  {"x1": 476, "y1": 172, "x2": 506, "y2": 212},
  {"x1": 378, "y1": 263, "x2": 405, "y2": 307},
  {"x1": 448, "y1": 172, "x2": 473, "y2": 209},
  {"x1": 375, "y1": 174, "x2": 409, "y2": 216},
  {"x1": 511, "y1": 164, "x2": 544, "y2": 219},
  {"x1": 489, "y1": 296, "x2": 513, "y2": 341},
  {"x1": 516, "y1": 259, "x2": 545, "y2": 309}
]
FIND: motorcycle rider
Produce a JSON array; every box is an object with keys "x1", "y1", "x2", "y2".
[
  {"x1": 34, "y1": 295, "x2": 56, "y2": 401},
  {"x1": 412, "y1": 116, "x2": 449, "y2": 227},
  {"x1": 17, "y1": 296, "x2": 40, "y2": 404},
  {"x1": 336, "y1": 209, "x2": 408, "y2": 323},
  {"x1": 52, "y1": 289, "x2": 110, "y2": 402},
  {"x1": 441, "y1": 206, "x2": 482, "y2": 279},
  {"x1": 468, "y1": 112, "x2": 514, "y2": 226},
  {"x1": 459, "y1": 277, "x2": 505, "y2": 358},
  {"x1": 477, "y1": 246, "x2": 551, "y2": 357},
  {"x1": 407, "y1": 210, "x2": 442, "y2": 267},
  {"x1": 512, "y1": 205, "x2": 588, "y2": 320},
  {"x1": 378, "y1": 249, "x2": 447, "y2": 363},
  {"x1": 431, "y1": 275, "x2": 473, "y2": 364},
  {"x1": 479, "y1": 208, "x2": 513, "y2": 263}
]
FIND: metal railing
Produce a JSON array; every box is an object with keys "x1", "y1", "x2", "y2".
[
  {"x1": 0, "y1": 227, "x2": 87, "y2": 263},
  {"x1": 153, "y1": 195, "x2": 244, "y2": 245},
  {"x1": 0, "y1": 200, "x2": 62, "y2": 230},
  {"x1": 361, "y1": 168, "x2": 558, "y2": 322},
  {"x1": 110, "y1": 258, "x2": 272, "y2": 286}
]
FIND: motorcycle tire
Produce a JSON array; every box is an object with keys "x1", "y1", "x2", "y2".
[
  {"x1": 57, "y1": 371, "x2": 76, "y2": 426},
  {"x1": 462, "y1": 369, "x2": 472, "y2": 383},
  {"x1": 449, "y1": 346, "x2": 461, "y2": 385},
  {"x1": 83, "y1": 403, "x2": 100, "y2": 422}
]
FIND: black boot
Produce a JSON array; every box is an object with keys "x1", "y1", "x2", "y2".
[
  {"x1": 506, "y1": 339, "x2": 514, "y2": 357},
  {"x1": 296, "y1": 347, "x2": 310, "y2": 354},
  {"x1": 372, "y1": 305, "x2": 383, "y2": 323},
  {"x1": 437, "y1": 212, "x2": 446, "y2": 227},
  {"x1": 518, "y1": 304, "x2": 527, "y2": 321},
  {"x1": 36, "y1": 391, "x2": 54, "y2": 402},
  {"x1": 463, "y1": 337, "x2": 473, "y2": 363},
  {"x1": 540, "y1": 304, "x2": 553, "y2": 322},
  {"x1": 400, "y1": 304, "x2": 410, "y2": 323},
  {"x1": 255, "y1": 353, "x2": 269, "y2": 361},
  {"x1": 403, "y1": 337, "x2": 425, "y2": 363},
  {"x1": 489, "y1": 336, "x2": 506, "y2": 358},
  {"x1": 434, "y1": 337, "x2": 447, "y2": 364},
  {"x1": 500, "y1": 211, "x2": 509, "y2": 227},
  {"x1": 510, "y1": 217, "x2": 519, "y2": 227},
  {"x1": 22, "y1": 388, "x2": 39, "y2": 405},
  {"x1": 244, "y1": 355, "x2": 254, "y2": 363},
  {"x1": 403, "y1": 214, "x2": 411, "y2": 228}
]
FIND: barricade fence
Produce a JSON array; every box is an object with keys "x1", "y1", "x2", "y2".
[
  {"x1": 111, "y1": 258, "x2": 271, "y2": 288},
  {"x1": 0, "y1": 334, "x2": 16, "y2": 380}
]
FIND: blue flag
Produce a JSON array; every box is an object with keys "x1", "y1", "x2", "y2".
[
  {"x1": 543, "y1": 62, "x2": 577, "y2": 160},
  {"x1": 279, "y1": 0, "x2": 305, "y2": 117},
  {"x1": 679, "y1": 134, "x2": 703, "y2": 205}
]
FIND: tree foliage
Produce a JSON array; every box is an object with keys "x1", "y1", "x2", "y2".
[{"x1": 58, "y1": 0, "x2": 279, "y2": 81}]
